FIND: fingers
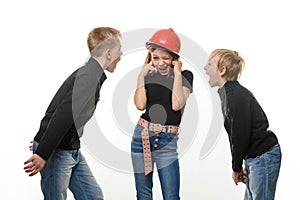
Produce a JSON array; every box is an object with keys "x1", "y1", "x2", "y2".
[
  {"x1": 24, "y1": 161, "x2": 42, "y2": 176},
  {"x1": 24, "y1": 158, "x2": 37, "y2": 176},
  {"x1": 241, "y1": 178, "x2": 246, "y2": 184},
  {"x1": 29, "y1": 140, "x2": 33, "y2": 151},
  {"x1": 24, "y1": 157, "x2": 35, "y2": 171},
  {"x1": 233, "y1": 178, "x2": 238, "y2": 185},
  {"x1": 147, "y1": 67, "x2": 156, "y2": 76},
  {"x1": 172, "y1": 60, "x2": 182, "y2": 66},
  {"x1": 147, "y1": 63, "x2": 156, "y2": 71},
  {"x1": 240, "y1": 174, "x2": 246, "y2": 184},
  {"x1": 172, "y1": 60, "x2": 182, "y2": 72},
  {"x1": 238, "y1": 171, "x2": 247, "y2": 184},
  {"x1": 28, "y1": 167, "x2": 41, "y2": 177},
  {"x1": 233, "y1": 177, "x2": 242, "y2": 185},
  {"x1": 141, "y1": 63, "x2": 156, "y2": 76},
  {"x1": 24, "y1": 165, "x2": 40, "y2": 176},
  {"x1": 24, "y1": 154, "x2": 45, "y2": 177},
  {"x1": 24, "y1": 163, "x2": 35, "y2": 173},
  {"x1": 24, "y1": 157, "x2": 32, "y2": 165},
  {"x1": 236, "y1": 175, "x2": 246, "y2": 185},
  {"x1": 232, "y1": 171, "x2": 246, "y2": 185}
]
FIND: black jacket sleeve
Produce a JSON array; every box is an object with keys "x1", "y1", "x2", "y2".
[
  {"x1": 228, "y1": 93, "x2": 252, "y2": 172},
  {"x1": 35, "y1": 67, "x2": 99, "y2": 161}
]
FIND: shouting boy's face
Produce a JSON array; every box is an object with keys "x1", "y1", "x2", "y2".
[{"x1": 204, "y1": 57, "x2": 224, "y2": 88}]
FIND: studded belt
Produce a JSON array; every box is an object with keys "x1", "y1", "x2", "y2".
[{"x1": 137, "y1": 118, "x2": 180, "y2": 175}]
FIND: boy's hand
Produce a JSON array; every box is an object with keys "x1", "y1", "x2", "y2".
[
  {"x1": 232, "y1": 171, "x2": 246, "y2": 185},
  {"x1": 24, "y1": 154, "x2": 46, "y2": 177}
]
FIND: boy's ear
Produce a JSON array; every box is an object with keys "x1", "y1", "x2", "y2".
[
  {"x1": 219, "y1": 66, "x2": 227, "y2": 77},
  {"x1": 105, "y1": 49, "x2": 112, "y2": 59}
]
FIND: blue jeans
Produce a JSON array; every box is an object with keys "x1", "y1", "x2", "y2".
[
  {"x1": 33, "y1": 141, "x2": 103, "y2": 200},
  {"x1": 244, "y1": 143, "x2": 282, "y2": 200},
  {"x1": 131, "y1": 124, "x2": 180, "y2": 200}
]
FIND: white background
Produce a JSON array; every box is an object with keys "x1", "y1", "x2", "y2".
[{"x1": 0, "y1": 0, "x2": 298, "y2": 199}]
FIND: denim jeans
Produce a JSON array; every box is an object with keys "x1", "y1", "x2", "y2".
[
  {"x1": 244, "y1": 143, "x2": 282, "y2": 200},
  {"x1": 131, "y1": 124, "x2": 180, "y2": 200},
  {"x1": 33, "y1": 141, "x2": 103, "y2": 200}
]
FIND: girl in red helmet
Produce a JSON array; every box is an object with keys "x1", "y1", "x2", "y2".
[{"x1": 131, "y1": 28, "x2": 193, "y2": 200}]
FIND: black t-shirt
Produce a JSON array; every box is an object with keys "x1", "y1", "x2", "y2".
[{"x1": 141, "y1": 70, "x2": 193, "y2": 125}]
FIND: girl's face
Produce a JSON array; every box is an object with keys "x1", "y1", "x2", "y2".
[
  {"x1": 204, "y1": 57, "x2": 223, "y2": 87},
  {"x1": 151, "y1": 48, "x2": 173, "y2": 76}
]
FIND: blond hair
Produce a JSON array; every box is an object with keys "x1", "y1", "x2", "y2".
[
  {"x1": 87, "y1": 27, "x2": 121, "y2": 57},
  {"x1": 209, "y1": 49, "x2": 245, "y2": 81}
]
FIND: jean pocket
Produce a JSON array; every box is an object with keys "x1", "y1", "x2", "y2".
[{"x1": 246, "y1": 155, "x2": 262, "y2": 166}]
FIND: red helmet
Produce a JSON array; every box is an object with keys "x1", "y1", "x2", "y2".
[{"x1": 146, "y1": 28, "x2": 181, "y2": 58}]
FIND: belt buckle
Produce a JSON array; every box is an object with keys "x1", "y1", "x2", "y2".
[{"x1": 152, "y1": 124, "x2": 163, "y2": 133}]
